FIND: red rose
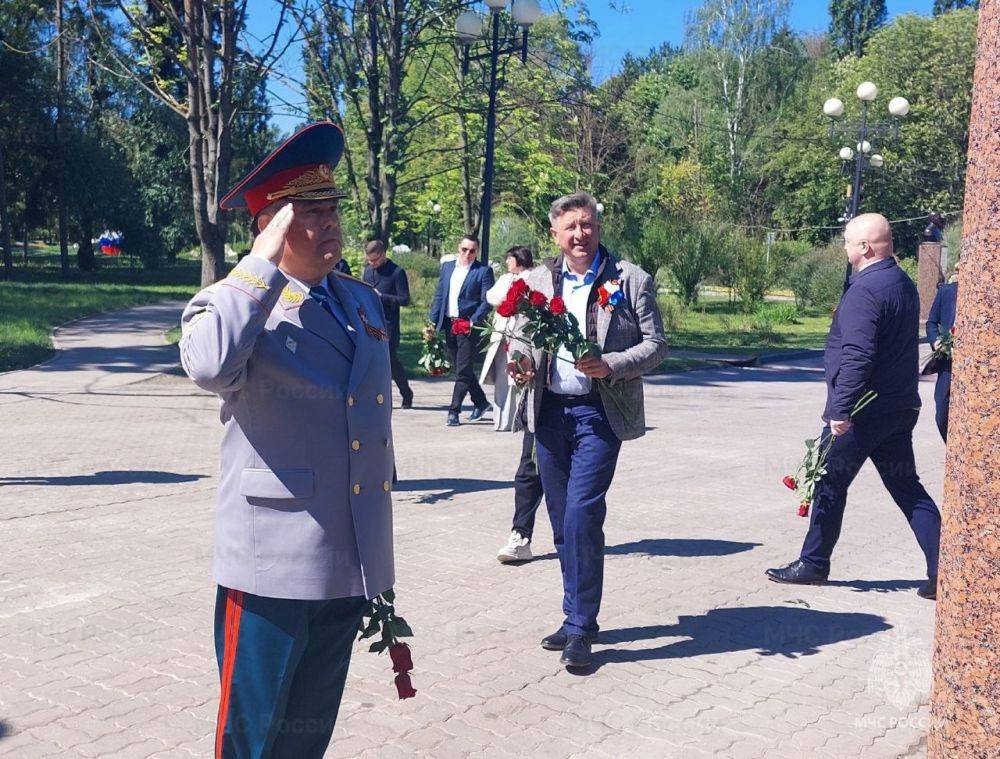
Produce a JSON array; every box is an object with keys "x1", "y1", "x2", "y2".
[
  {"x1": 597, "y1": 288, "x2": 610, "y2": 307},
  {"x1": 549, "y1": 297, "x2": 567, "y2": 315},
  {"x1": 509, "y1": 279, "x2": 530, "y2": 301},
  {"x1": 529, "y1": 291, "x2": 548, "y2": 307},
  {"x1": 798, "y1": 502, "x2": 810, "y2": 518},
  {"x1": 394, "y1": 672, "x2": 417, "y2": 700},
  {"x1": 451, "y1": 318, "x2": 472, "y2": 336},
  {"x1": 497, "y1": 300, "x2": 516, "y2": 318},
  {"x1": 782, "y1": 475, "x2": 797, "y2": 491},
  {"x1": 389, "y1": 643, "x2": 413, "y2": 673}
]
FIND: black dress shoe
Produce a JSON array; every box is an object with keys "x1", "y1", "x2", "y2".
[
  {"x1": 401, "y1": 396, "x2": 413, "y2": 410},
  {"x1": 468, "y1": 404, "x2": 490, "y2": 422},
  {"x1": 446, "y1": 412, "x2": 460, "y2": 427},
  {"x1": 541, "y1": 629, "x2": 568, "y2": 651},
  {"x1": 917, "y1": 576, "x2": 937, "y2": 600},
  {"x1": 560, "y1": 636, "x2": 593, "y2": 670},
  {"x1": 765, "y1": 559, "x2": 829, "y2": 585}
]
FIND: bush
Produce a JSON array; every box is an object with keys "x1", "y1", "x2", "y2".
[
  {"x1": 730, "y1": 234, "x2": 779, "y2": 311},
  {"x1": 786, "y1": 242, "x2": 846, "y2": 310},
  {"x1": 640, "y1": 219, "x2": 726, "y2": 304},
  {"x1": 758, "y1": 302, "x2": 799, "y2": 325},
  {"x1": 659, "y1": 295, "x2": 688, "y2": 333}
]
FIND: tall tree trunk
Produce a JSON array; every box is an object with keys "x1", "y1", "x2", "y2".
[
  {"x1": 55, "y1": 0, "x2": 69, "y2": 277},
  {"x1": 0, "y1": 145, "x2": 11, "y2": 278},
  {"x1": 365, "y1": 0, "x2": 384, "y2": 242}
]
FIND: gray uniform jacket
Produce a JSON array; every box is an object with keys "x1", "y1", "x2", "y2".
[
  {"x1": 516, "y1": 251, "x2": 668, "y2": 442},
  {"x1": 180, "y1": 255, "x2": 395, "y2": 601}
]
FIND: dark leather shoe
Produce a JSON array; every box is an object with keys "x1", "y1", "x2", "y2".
[
  {"x1": 541, "y1": 628, "x2": 568, "y2": 651},
  {"x1": 917, "y1": 577, "x2": 937, "y2": 600},
  {"x1": 446, "y1": 412, "x2": 460, "y2": 427},
  {"x1": 468, "y1": 405, "x2": 489, "y2": 422},
  {"x1": 401, "y1": 396, "x2": 413, "y2": 410},
  {"x1": 560, "y1": 635, "x2": 593, "y2": 670},
  {"x1": 765, "y1": 559, "x2": 829, "y2": 585}
]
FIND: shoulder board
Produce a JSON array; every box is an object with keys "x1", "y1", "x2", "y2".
[{"x1": 334, "y1": 271, "x2": 376, "y2": 290}]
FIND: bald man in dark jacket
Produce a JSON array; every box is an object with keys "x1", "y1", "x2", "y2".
[{"x1": 767, "y1": 214, "x2": 941, "y2": 600}]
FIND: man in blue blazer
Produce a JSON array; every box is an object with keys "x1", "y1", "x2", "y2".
[
  {"x1": 925, "y1": 273, "x2": 958, "y2": 441},
  {"x1": 766, "y1": 213, "x2": 941, "y2": 600},
  {"x1": 429, "y1": 235, "x2": 495, "y2": 425}
]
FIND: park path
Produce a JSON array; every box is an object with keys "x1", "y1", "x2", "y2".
[{"x1": 0, "y1": 303, "x2": 943, "y2": 757}]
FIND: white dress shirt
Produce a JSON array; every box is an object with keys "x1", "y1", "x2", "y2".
[
  {"x1": 447, "y1": 262, "x2": 471, "y2": 318},
  {"x1": 550, "y1": 251, "x2": 601, "y2": 395}
]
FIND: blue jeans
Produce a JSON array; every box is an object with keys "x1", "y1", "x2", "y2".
[
  {"x1": 535, "y1": 391, "x2": 622, "y2": 637},
  {"x1": 799, "y1": 409, "x2": 940, "y2": 578},
  {"x1": 214, "y1": 588, "x2": 366, "y2": 758}
]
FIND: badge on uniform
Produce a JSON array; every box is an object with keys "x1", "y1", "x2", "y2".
[
  {"x1": 285, "y1": 337, "x2": 297, "y2": 353},
  {"x1": 358, "y1": 307, "x2": 388, "y2": 341}
]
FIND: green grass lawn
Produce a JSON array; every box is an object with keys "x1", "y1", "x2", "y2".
[
  {"x1": 1, "y1": 251, "x2": 200, "y2": 372},
  {"x1": 661, "y1": 296, "x2": 831, "y2": 354}
]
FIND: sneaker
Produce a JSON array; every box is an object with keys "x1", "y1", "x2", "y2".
[
  {"x1": 468, "y1": 404, "x2": 490, "y2": 422},
  {"x1": 497, "y1": 530, "x2": 533, "y2": 563},
  {"x1": 446, "y1": 412, "x2": 460, "y2": 427}
]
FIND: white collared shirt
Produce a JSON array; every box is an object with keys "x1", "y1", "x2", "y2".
[
  {"x1": 448, "y1": 262, "x2": 471, "y2": 318},
  {"x1": 550, "y1": 252, "x2": 601, "y2": 395}
]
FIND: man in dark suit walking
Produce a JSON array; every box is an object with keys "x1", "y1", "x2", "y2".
[
  {"x1": 428, "y1": 235, "x2": 494, "y2": 426},
  {"x1": 926, "y1": 271, "x2": 958, "y2": 442},
  {"x1": 766, "y1": 213, "x2": 941, "y2": 600},
  {"x1": 363, "y1": 239, "x2": 413, "y2": 409}
]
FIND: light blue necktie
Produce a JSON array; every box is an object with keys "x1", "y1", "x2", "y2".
[{"x1": 309, "y1": 286, "x2": 356, "y2": 343}]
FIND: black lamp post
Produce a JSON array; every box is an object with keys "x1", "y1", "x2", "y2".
[
  {"x1": 823, "y1": 82, "x2": 910, "y2": 289},
  {"x1": 456, "y1": 0, "x2": 542, "y2": 264}
]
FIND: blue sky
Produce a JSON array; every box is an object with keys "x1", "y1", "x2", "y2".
[{"x1": 254, "y1": 0, "x2": 939, "y2": 134}]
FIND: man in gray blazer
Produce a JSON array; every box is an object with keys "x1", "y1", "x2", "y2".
[
  {"x1": 509, "y1": 192, "x2": 668, "y2": 671},
  {"x1": 180, "y1": 122, "x2": 394, "y2": 758}
]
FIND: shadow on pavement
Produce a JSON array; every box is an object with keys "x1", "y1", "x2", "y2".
[
  {"x1": 0, "y1": 720, "x2": 9, "y2": 739},
  {"x1": 825, "y1": 579, "x2": 924, "y2": 593},
  {"x1": 35, "y1": 345, "x2": 180, "y2": 374},
  {"x1": 395, "y1": 478, "x2": 510, "y2": 504},
  {"x1": 0, "y1": 470, "x2": 208, "y2": 487},
  {"x1": 532, "y1": 538, "x2": 761, "y2": 562},
  {"x1": 591, "y1": 606, "x2": 891, "y2": 671}
]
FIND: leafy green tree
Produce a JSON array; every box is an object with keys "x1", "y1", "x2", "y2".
[
  {"x1": 828, "y1": 0, "x2": 888, "y2": 59},
  {"x1": 933, "y1": 0, "x2": 978, "y2": 15}
]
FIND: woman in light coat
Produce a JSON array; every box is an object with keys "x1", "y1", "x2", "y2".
[{"x1": 480, "y1": 246, "x2": 535, "y2": 431}]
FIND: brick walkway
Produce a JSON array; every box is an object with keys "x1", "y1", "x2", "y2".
[{"x1": 0, "y1": 303, "x2": 943, "y2": 757}]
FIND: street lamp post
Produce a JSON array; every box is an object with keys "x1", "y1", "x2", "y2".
[
  {"x1": 824, "y1": 82, "x2": 909, "y2": 288},
  {"x1": 456, "y1": 0, "x2": 542, "y2": 264}
]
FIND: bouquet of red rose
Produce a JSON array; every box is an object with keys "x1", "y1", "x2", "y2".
[
  {"x1": 486, "y1": 279, "x2": 636, "y2": 425},
  {"x1": 783, "y1": 390, "x2": 877, "y2": 517},
  {"x1": 418, "y1": 323, "x2": 451, "y2": 376},
  {"x1": 921, "y1": 326, "x2": 955, "y2": 376},
  {"x1": 358, "y1": 589, "x2": 417, "y2": 700}
]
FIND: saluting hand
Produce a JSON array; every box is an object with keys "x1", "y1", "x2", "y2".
[{"x1": 250, "y1": 203, "x2": 294, "y2": 266}]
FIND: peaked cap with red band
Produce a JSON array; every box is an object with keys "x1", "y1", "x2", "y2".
[{"x1": 219, "y1": 122, "x2": 346, "y2": 217}]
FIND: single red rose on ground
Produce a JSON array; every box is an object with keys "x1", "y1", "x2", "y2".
[
  {"x1": 497, "y1": 300, "x2": 516, "y2": 318},
  {"x1": 389, "y1": 643, "x2": 413, "y2": 673},
  {"x1": 549, "y1": 297, "x2": 567, "y2": 315},
  {"x1": 394, "y1": 672, "x2": 417, "y2": 699},
  {"x1": 782, "y1": 475, "x2": 797, "y2": 491},
  {"x1": 529, "y1": 291, "x2": 548, "y2": 307},
  {"x1": 451, "y1": 318, "x2": 472, "y2": 336},
  {"x1": 798, "y1": 502, "x2": 810, "y2": 517}
]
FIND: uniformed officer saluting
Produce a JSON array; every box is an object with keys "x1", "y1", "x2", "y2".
[{"x1": 180, "y1": 122, "x2": 395, "y2": 758}]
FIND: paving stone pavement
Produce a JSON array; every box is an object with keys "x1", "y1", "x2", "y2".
[{"x1": 0, "y1": 303, "x2": 945, "y2": 758}]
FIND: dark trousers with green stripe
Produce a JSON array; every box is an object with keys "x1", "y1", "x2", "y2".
[{"x1": 214, "y1": 587, "x2": 366, "y2": 759}]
